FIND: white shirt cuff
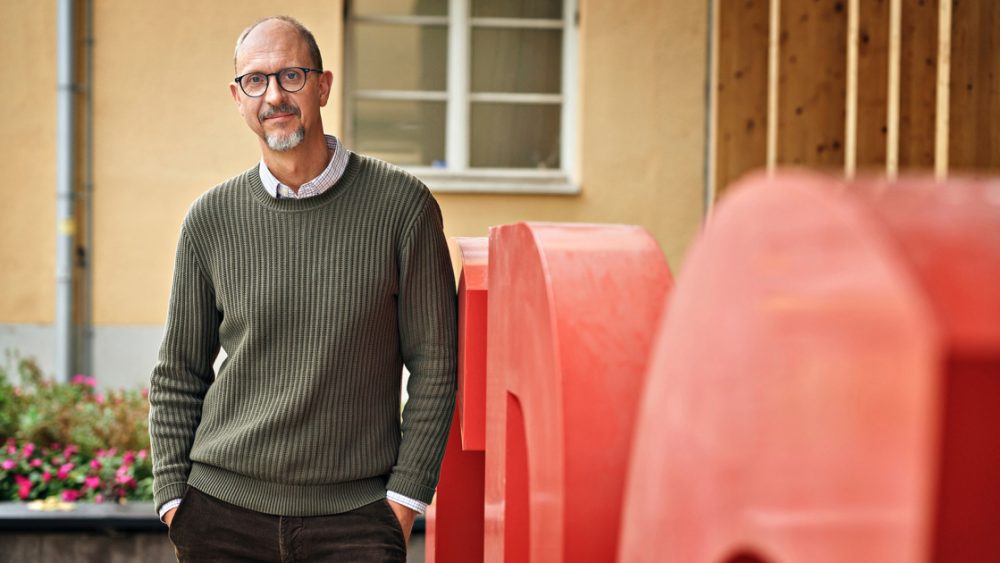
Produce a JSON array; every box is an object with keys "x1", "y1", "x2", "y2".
[
  {"x1": 158, "y1": 498, "x2": 182, "y2": 522},
  {"x1": 386, "y1": 490, "x2": 427, "y2": 514}
]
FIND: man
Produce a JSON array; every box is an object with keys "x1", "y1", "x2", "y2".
[{"x1": 149, "y1": 15, "x2": 457, "y2": 562}]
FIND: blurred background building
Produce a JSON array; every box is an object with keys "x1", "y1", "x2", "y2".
[{"x1": 0, "y1": 0, "x2": 995, "y2": 389}]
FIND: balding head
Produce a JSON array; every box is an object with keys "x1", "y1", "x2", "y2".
[{"x1": 234, "y1": 16, "x2": 323, "y2": 72}]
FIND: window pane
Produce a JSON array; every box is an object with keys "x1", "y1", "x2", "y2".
[
  {"x1": 471, "y1": 29, "x2": 561, "y2": 93},
  {"x1": 354, "y1": 0, "x2": 447, "y2": 16},
  {"x1": 353, "y1": 100, "x2": 446, "y2": 166},
  {"x1": 472, "y1": 0, "x2": 562, "y2": 19},
  {"x1": 471, "y1": 103, "x2": 561, "y2": 168},
  {"x1": 353, "y1": 24, "x2": 447, "y2": 91}
]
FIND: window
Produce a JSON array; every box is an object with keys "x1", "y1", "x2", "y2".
[{"x1": 345, "y1": 0, "x2": 579, "y2": 193}]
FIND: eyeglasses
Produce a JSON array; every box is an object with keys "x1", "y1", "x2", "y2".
[{"x1": 234, "y1": 67, "x2": 323, "y2": 97}]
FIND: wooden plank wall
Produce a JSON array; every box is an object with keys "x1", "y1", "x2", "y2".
[
  {"x1": 949, "y1": 0, "x2": 1000, "y2": 172},
  {"x1": 714, "y1": 0, "x2": 769, "y2": 193},
  {"x1": 776, "y1": 0, "x2": 847, "y2": 168},
  {"x1": 712, "y1": 0, "x2": 1000, "y2": 199},
  {"x1": 856, "y1": 0, "x2": 889, "y2": 170},
  {"x1": 898, "y1": 0, "x2": 937, "y2": 169}
]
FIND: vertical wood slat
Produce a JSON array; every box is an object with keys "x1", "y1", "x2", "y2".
[
  {"x1": 948, "y1": 1, "x2": 1000, "y2": 172},
  {"x1": 935, "y1": 0, "x2": 952, "y2": 179},
  {"x1": 776, "y1": 0, "x2": 847, "y2": 168},
  {"x1": 857, "y1": 0, "x2": 890, "y2": 170},
  {"x1": 707, "y1": 0, "x2": 720, "y2": 212},
  {"x1": 898, "y1": 0, "x2": 938, "y2": 170},
  {"x1": 767, "y1": 0, "x2": 781, "y2": 172},
  {"x1": 887, "y1": 0, "x2": 901, "y2": 177},
  {"x1": 845, "y1": 0, "x2": 860, "y2": 177},
  {"x1": 715, "y1": 0, "x2": 769, "y2": 197}
]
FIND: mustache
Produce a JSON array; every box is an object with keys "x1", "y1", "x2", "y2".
[{"x1": 258, "y1": 104, "x2": 300, "y2": 122}]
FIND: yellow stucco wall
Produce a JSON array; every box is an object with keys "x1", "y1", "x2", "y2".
[
  {"x1": 1, "y1": 0, "x2": 706, "y2": 326},
  {"x1": 0, "y1": 2, "x2": 58, "y2": 323}
]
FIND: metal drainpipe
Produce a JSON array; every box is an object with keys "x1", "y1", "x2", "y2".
[
  {"x1": 56, "y1": 0, "x2": 78, "y2": 382},
  {"x1": 81, "y1": 0, "x2": 94, "y2": 378}
]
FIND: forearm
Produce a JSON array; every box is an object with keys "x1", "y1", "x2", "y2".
[
  {"x1": 149, "y1": 228, "x2": 220, "y2": 513},
  {"x1": 390, "y1": 193, "x2": 458, "y2": 503}
]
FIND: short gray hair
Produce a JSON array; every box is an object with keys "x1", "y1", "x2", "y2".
[{"x1": 234, "y1": 15, "x2": 323, "y2": 72}]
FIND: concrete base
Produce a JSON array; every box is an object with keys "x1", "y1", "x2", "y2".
[{"x1": 0, "y1": 324, "x2": 164, "y2": 389}]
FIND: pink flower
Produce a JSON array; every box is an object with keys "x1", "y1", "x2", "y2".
[
  {"x1": 94, "y1": 393, "x2": 105, "y2": 405},
  {"x1": 94, "y1": 493, "x2": 104, "y2": 504},
  {"x1": 22, "y1": 443, "x2": 35, "y2": 457},
  {"x1": 90, "y1": 459, "x2": 102, "y2": 470},
  {"x1": 14, "y1": 475, "x2": 32, "y2": 500},
  {"x1": 1, "y1": 459, "x2": 15, "y2": 471},
  {"x1": 71, "y1": 374, "x2": 97, "y2": 387},
  {"x1": 41, "y1": 470, "x2": 52, "y2": 483},
  {"x1": 5, "y1": 446, "x2": 15, "y2": 455},
  {"x1": 30, "y1": 458, "x2": 42, "y2": 468},
  {"x1": 61, "y1": 490, "x2": 81, "y2": 502},
  {"x1": 63, "y1": 445, "x2": 78, "y2": 458},
  {"x1": 57, "y1": 463, "x2": 75, "y2": 480},
  {"x1": 122, "y1": 451, "x2": 136, "y2": 465},
  {"x1": 141, "y1": 388, "x2": 149, "y2": 399},
  {"x1": 137, "y1": 449, "x2": 148, "y2": 461},
  {"x1": 84, "y1": 475, "x2": 101, "y2": 490}
]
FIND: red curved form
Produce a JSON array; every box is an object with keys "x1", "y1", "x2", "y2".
[
  {"x1": 427, "y1": 237, "x2": 488, "y2": 563},
  {"x1": 484, "y1": 223, "x2": 674, "y2": 563},
  {"x1": 618, "y1": 172, "x2": 1000, "y2": 562}
]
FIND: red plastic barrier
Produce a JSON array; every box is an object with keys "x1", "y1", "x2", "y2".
[
  {"x1": 426, "y1": 237, "x2": 488, "y2": 563},
  {"x1": 456, "y1": 237, "x2": 489, "y2": 452},
  {"x1": 484, "y1": 223, "x2": 674, "y2": 563},
  {"x1": 618, "y1": 173, "x2": 1000, "y2": 562}
]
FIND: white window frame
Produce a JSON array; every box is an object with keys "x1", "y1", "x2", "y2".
[{"x1": 344, "y1": 0, "x2": 579, "y2": 194}]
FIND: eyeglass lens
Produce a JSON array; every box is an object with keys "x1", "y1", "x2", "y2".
[{"x1": 240, "y1": 68, "x2": 307, "y2": 96}]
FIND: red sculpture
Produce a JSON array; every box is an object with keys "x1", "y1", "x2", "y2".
[
  {"x1": 618, "y1": 173, "x2": 1000, "y2": 562},
  {"x1": 426, "y1": 237, "x2": 488, "y2": 563},
  {"x1": 483, "y1": 223, "x2": 674, "y2": 563}
]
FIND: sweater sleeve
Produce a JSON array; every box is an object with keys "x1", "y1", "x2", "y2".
[
  {"x1": 148, "y1": 227, "x2": 221, "y2": 514},
  {"x1": 387, "y1": 193, "x2": 458, "y2": 504}
]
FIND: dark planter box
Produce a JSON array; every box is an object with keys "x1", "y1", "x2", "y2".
[{"x1": 0, "y1": 501, "x2": 174, "y2": 562}]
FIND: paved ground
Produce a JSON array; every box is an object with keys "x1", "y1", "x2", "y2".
[{"x1": 407, "y1": 532, "x2": 425, "y2": 562}]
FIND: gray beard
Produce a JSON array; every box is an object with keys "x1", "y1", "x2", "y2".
[{"x1": 266, "y1": 126, "x2": 305, "y2": 151}]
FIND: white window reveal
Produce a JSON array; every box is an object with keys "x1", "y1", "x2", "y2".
[{"x1": 345, "y1": 0, "x2": 579, "y2": 194}]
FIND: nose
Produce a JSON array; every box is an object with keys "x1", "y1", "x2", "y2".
[{"x1": 263, "y1": 74, "x2": 286, "y2": 106}]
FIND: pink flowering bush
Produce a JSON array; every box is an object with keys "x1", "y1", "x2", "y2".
[
  {"x1": 0, "y1": 357, "x2": 152, "y2": 503},
  {"x1": 0, "y1": 439, "x2": 152, "y2": 503}
]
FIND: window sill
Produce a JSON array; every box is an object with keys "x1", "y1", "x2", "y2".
[{"x1": 405, "y1": 168, "x2": 581, "y2": 195}]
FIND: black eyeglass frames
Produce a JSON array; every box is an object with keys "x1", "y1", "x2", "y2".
[{"x1": 234, "y1": 67, "x2": 323, "y2": 97}]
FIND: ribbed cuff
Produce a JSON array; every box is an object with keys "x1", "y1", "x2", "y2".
[
  {"x1": 385, "y1": 473, "x2": 436, "y2": 505},
  {"x1": 153, "y1": 481, "x2": 189, "y2": 515}
]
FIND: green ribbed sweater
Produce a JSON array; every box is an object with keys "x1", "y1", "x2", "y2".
[{"x1": 149, "y1": 152, "x2": 457, "y2": 516}]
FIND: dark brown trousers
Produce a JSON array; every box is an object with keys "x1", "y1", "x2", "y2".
[{"x1": 168, "y1": 486, "x2": 407, "y2": 563}]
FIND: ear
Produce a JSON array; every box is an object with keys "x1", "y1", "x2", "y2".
[
  {"x1": 317, "y1": 70, "x2": 333, "y2": 107},
  {"x1": 230, "y1": 82, "x2": 242, "y2": 107}
]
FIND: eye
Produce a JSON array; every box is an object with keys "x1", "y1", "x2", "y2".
[
  {"x1": 246, "y1": 73, "x2": 266, "y2": 85},
  {"x1": 283, "y1": 69, "x2": 303, "y2": 81}
]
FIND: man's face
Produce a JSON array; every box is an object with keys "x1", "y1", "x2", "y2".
[{"x1": 230, "y1": 21, "x2": 332, "y2": 152}]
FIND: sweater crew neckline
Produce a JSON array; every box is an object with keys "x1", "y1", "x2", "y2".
[{"x1": 246, "y1": 151, "x2": 361, "y2": 212}]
